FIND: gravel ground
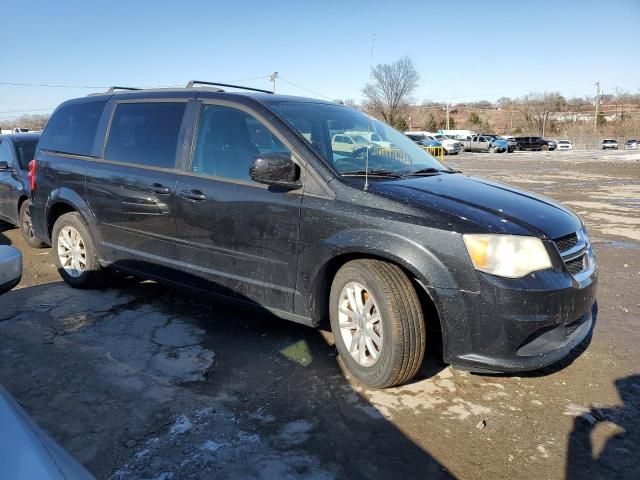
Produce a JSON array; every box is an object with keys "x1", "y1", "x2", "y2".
[{"x1": 0, "y1": 149, "x2": 638, "y2": 480}]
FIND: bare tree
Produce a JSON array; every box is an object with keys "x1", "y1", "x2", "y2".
[
  {"x1": 518, "y1": 92, "x2": 564, "y2": 136},
  {"x1": 362, "y1": 57, "x2": 419, "y2": 128}
]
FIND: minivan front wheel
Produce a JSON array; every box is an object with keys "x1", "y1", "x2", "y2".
[
  {"x1": 329, "y1": 259, "x2": 426, "y2": 388},
  {"x1": 52, "y1": 212, "x2": 105, "y2": 288}
]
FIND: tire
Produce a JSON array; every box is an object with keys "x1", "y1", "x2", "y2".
[
  {"x1": 329, "y1": 259, "x2": 426, "y2": 388},
  {"x1": 489, "y1": 146, "x2": 496, "y2": 153},
  {"x1": 51, "y1": 212, "x2": 106, "y2": 288},
  {"x1": 19, "y1": 200, "x2": 45, "y2": 248},
  {"x1": 541, "y1": 145, "x2": 549, "y2": 151}
]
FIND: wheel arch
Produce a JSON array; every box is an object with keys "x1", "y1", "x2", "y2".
[
  {"x1": 45, "y1": 188, "x2": 101, "y2": 245},
  {"x1": 310, "y1": 249, "x2": 446, "y2": 357}
]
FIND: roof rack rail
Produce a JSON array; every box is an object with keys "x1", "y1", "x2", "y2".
[
  {"x1": 186, "y1": 80, "x2": 273, "y2": 94},
  {"x1": 106, "y1": 86, "x2": 141, "y2": 93}
]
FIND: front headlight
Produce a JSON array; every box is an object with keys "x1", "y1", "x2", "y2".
[{"x1": 463, "y1": 234, "x2": 552, "y2": 278}]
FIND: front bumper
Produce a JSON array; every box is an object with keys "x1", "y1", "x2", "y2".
[
  {"x1": 429, "y1": 249, "x2": 598, "y2": 373},
  {"x1": 443, "y1": 145, "x2": 462, "y2": 154}
]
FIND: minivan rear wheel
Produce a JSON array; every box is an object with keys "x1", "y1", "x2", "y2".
[
  {"x1": 329, "y1": 259, "x2": 426, "y2": 388},
  {"x1": 19, "y1": 200, "x2": 45, "y2": 248},
  {"x1": 52, "y1": 212, "x2": 105, "y2": 288}
]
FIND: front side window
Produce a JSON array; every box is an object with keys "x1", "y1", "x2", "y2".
[
  {"x1": 192, "y1": 104, "x2": 290, "y2": 181},
  {"x1": 38, "y1": 101, "x2": 106, "y2": 156},
  {"x1": 269, "y1": 101, "x2": 445, "y2": 175},
  {"x1": 105, "y1": 102, "x2": 186, "y2": 169}
]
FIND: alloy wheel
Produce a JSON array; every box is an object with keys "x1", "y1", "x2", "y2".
[
  {"x1": 57, "y1": 226, "x2": 87, "y2": 278},
  {"x1": 338, "y1": 281, "x2": 383, "y2": 367}
]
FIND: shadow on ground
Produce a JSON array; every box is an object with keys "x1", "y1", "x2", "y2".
[
  {"x1": 566, "y1": 374, "x2": 640, "y2": 479},
  {"x1": 0, "y1": 275, "x2": 452, "y2": 479}
]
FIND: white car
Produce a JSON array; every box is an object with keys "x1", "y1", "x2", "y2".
[
  {"x1": 557, "y1": 140, "x2": 573, "y2": 151},
  {"x1": 601, "y1": 139, "x2": 619, "y2": 150},
  {"x1": 406, "y1": 131, "x2": 463, "y2": 154},
  {"x1": 344, "y1": 131, "x2": 392, "y2": 148},
  {"x1": 0, "y1": 246, "x2": 21, "y2": 294},
  {"x1": 624, "y1": 139, "x2": 639, "y2": 150}
]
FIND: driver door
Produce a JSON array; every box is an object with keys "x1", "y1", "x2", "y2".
[{"x1": 174, "y1": 102, "x2": 303, "y2": 313}]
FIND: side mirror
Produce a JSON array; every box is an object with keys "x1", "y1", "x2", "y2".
[
  {"x1": 0, "y1": 161, "x2": 9, "y2": 170},
  {"x1": 250, "y1": 153, "x2": 301, "y2": 190},
  {"x1": 0, "y1": 246, "x2": 22, "y2": 295}
]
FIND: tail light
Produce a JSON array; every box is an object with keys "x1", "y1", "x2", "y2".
[{"x1": 28, "y1": 159, "x2": 36, "y2": 192}]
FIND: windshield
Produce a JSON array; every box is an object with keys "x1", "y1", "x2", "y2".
[
  {"x1": 269, "y1": 102, "x2": 445, "y2": 175},
  {"x1": 15, "y1": 140, "x2": 37, "y2": 169},
  {"x1": 603, "y1": 139, "x2": 616, "y2": 143}
]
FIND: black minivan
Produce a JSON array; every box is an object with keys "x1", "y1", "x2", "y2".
[{"x1": 30, "y1": 82, "x2": 597, "y2": 388}]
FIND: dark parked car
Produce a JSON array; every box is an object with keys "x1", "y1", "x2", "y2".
[
  {"x1": 514, "y1": 136, "x2": 557, "y2": 151},
  {"x1": 29, "y1": 82, "x2": 597, "y2": 388},
  {"x1": 0, "y1": 133, "x2": 45, "y2": 247}
]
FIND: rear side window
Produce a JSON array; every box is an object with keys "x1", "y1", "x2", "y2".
[
  {"x1": 105, "y1": 102, "x2": 186, "y2": 169},
  {"x1": 15, "y1": 141, "x2": 38, "y2": 169},
  {"x1": 38, "y1": 101, "x2": 106, "y2": 156}
]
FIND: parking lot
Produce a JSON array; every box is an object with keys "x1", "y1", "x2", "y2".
[{"x1": 0, "y1": 150, "x2": 638, "y2": 479}]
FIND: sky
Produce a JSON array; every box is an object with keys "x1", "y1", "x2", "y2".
[{"x1": 1, "y1": 0, "x2": 639, "y2": 119}]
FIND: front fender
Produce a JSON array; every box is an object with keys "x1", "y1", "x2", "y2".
[
  {"x1": 297, "y1": 227, "x2": 475, "y2": 323},
  {"x1": 317, "y1": 228, "x2": 459, "y2": 289}
]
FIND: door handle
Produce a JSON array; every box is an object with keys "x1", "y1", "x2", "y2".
[
  {"x1": 179, "y1": 190, "x2": 207, "y2": 201},
  {"x1": 149, "y1": 183, "x2": 171, "y2": 194}
]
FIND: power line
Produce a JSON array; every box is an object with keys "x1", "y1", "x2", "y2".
[
  {"x1": 278, "y1": 77, "x2": 334, "y2": 100},
  {"x1": 0, "y1": 76, "x2": 270, "y2": 90}
]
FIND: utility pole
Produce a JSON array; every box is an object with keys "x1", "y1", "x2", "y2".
[
  {"x1": 369, "y1": 33, "x2": 376, "y2": 79},
  {"x1": 269, "y1": 72, "x2": 279, "y2": 93},
  {"x1": 445, "y1": 103, "x2": 450, "y2": 130},
  {"x1": 594, "y1": 81, "x2": 600, "y2": 134}
]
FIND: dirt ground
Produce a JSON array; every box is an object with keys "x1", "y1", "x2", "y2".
[{"x1": 1, "y1": 150, "x2": 638, "y2": 480}]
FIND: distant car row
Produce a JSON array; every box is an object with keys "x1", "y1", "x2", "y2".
[
  {"x1": 405, "y1": 130, "x2": 640, "y2": 153},
  {"x1": 404, "y1": 132, "x2": 555, "y2": 153},
  {"x1": 601, "y1": 138, "x2": 639, "y2": 150}
]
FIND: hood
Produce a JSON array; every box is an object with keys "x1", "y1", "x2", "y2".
[{"x1": 369, "y1": 173, "x2": 581, "y2": 238}]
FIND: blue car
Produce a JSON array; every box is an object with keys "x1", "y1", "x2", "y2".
[{"x1": 406, "y1": 133, "x2": 442, "y2": 148}]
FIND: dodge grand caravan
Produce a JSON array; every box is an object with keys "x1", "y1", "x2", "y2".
[{"x1": 29, "y1": 82, "x2": 598, "y2": 388}]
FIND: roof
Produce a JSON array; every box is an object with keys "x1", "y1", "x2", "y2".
[
  {"x1": 0, "y1": 132, "x2": 41, "y2": 142},
  {"x1": 82, "y1": 87, "x2": 336, "y2": 107}
]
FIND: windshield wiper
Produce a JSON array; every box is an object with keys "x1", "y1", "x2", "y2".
[
  {"x1": 406, "y1": 167, "x2": 445, "y2": 176},
  {"x1": 407, "y1": 167, "x2": 461, "y2": 176},
  {"x1": 341, "y1": 169, "x2": 405, "y2": 179}
]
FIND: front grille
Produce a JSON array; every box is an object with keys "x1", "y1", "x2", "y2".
[
  {"x1": 554, "y1": 232, "x2": 578, "y2": 253},
  {"x1": 565, "y1": 254, "x2": 586, "y2": 275}
]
